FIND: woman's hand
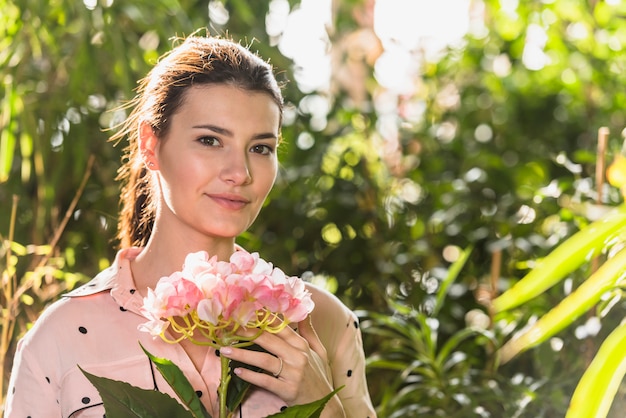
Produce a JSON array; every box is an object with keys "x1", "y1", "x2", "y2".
[{"x1": 219, "y1": 316, "x2": 346, "y2": 417}]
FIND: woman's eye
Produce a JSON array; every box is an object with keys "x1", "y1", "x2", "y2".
[
  {"x1": 197, "y1": 136, "x2": 220, "y2": 147},
  {"x1": 250, "y1": 144, "x2": 274, "y2": 155}
]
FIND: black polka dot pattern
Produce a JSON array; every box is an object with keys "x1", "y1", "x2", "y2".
[{"x1": 6, "y1": 248, "x2": 377, "y2": 417}]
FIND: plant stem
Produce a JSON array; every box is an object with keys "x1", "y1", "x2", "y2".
[{"x1": 219, "y1": 353, "x2": 232, "y2": 418}]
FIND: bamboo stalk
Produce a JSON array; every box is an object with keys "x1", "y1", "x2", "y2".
[
  {"x1": 587, "y1": 127, "x2": 609, "y2": 366},
  {"x1": 488, "y1": 248, "x2": 501, "y2": 323},
  {"x1": 2, "y1": 155, "x2": 95, "y2": 405},
  {"x1": 1, "y1": 195, "x2": 19, "y2": 406},
  {"x1": 12, "y1": 154, "x2": 95, "y2": 301},
  {"x1": 592, "y1": 127, "x2": 609, "y2": 274},
  {"x1": 490, "y1": 249, "x2": 501, "y2": 300}
]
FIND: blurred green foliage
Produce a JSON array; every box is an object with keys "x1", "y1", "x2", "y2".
[{"x1": 3, "y1": 0, "x2": 626, "y2": 416}]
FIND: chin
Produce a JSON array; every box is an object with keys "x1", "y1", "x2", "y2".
[{"x1": 206, "y1": 227, "x2": 250, "y2": 239}]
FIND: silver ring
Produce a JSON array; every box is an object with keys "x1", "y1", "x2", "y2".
[{"x1": 273, "y1": 357, "x2": 283, "y2": 378}]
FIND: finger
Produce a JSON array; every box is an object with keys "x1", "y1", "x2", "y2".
[
  {"x1": 232, "y1": 364, "x2": 299, "y2": 402},
  {"x1": 273, "y1": 356, "x2": 284, "y2": 378},
  {"x1": 234, "y1": 322, "x2": 291, "y2": 341},
  {"x1": 237, "y1": 324, "x2": 309, "y2": 354},
  {"x1": 220, "y1": 345, "x2": 284, "y2": 378}
]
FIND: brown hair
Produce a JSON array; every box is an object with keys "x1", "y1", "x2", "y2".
[{"x1": 110, "y1": 34, "x2": 284, "y2": 248}]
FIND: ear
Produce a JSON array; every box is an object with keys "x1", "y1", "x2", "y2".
[{"x1": 138, "y1": 121, "x2": 160, "y2": 170}]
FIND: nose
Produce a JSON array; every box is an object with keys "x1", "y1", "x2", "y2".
[{"x1": 220, "y1": 150, "x2": 252, "y2": 185}]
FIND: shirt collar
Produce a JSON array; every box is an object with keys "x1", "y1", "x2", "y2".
[
  {"x1": 64, "y1": 247, "x2": 145, "y2": 314},
  {"x1": 64, "y1": 245, "x2": 245, "y2": 305}
]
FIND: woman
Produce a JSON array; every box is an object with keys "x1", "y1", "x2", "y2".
[{"x1": 5, "y1": 34, "x2": 376, "y2": 417}]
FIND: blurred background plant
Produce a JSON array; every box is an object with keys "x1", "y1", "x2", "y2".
[
  {"x1": 489, "y1": 152, "x2": 626, "y2": 418},
  {"x1": 3, "y1": 0, "x2": 626, "y2": 416}
]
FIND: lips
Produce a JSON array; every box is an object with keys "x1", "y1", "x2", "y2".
[{"x1": 207, "y1": 193, "x2": 251, "y2": 210}]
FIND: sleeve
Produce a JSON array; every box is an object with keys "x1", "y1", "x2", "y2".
[
  {"x1": 4, "y1": 338, "x2": 62, "y2": 418},
  {"x1": 329, "y1": 311, "x2": 377, "y2": 418},
  {"x1": 308, "y1": 284, "x2": 377, "y2": 418}
]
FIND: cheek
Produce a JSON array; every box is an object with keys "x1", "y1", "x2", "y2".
[
  {"x1": 265, "y1": 163, "x2": 278, "y2": 193},
  {"x1": 158, "y1": 158, "x2": 202, "y2": 197},
  {"x1": 252, "y1": 157, "x2": 278, "y2": 192}
]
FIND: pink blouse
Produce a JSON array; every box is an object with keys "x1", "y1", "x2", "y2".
[{"x1": 5, "y1": 248, "x2": 376, "y2": 417}]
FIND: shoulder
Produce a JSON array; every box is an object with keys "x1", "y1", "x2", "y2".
[
  {"x1": 305, "y1": 283, "x2": 359, "y2": 347},
  {"x1": 17, "y1": 255, "x2": 126, "y2": 357},
  {"x1": 306, "y1": 283, "x2": 355, "y2": 320},
  {"x1": 16, "y1": 289, "x2": 108, "y2": 357}
]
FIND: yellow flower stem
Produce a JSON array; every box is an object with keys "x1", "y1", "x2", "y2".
[
  {"x1": 230, "y1": 329, "x2": 263, "y2": 348},
  {"x1": 155, "y1": 310, "x2": 299, "y2": 417}
]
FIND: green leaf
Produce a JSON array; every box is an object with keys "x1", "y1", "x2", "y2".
[
  {"x1": 79, "y1": 366, "x2": 193, "y2": 418},
  {"x1": 265, "y1": 387, "x2": 343, "y2": 418},
  {"x1": 9, "y1": 240, "x2": 27, "y2": 256},
  {"x1": 433, "y1": 244, "x2": 473, "y2": 316},
  {"x1": 0, "y1": 81, "x2": 15, "y2": 184},
  {"x1": 435, "y1": 327, "x2": 496, "y2": 369},
  {"x1": 493, "y1": 203, "x2": 626, "y2": 312},
  {"x1": 140, "y1": 343, "x2": 211, "y2": 418},
  {"x1": 499, "y1": 246, "x2": 626, "y2": 362},
  {"x1": 565, "y1": 321, "x2": 626, "y2": 418}
]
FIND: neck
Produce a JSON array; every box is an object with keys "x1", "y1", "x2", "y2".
[{"x1": 130, "y1": 226, "x2": 237, "y2": 292}]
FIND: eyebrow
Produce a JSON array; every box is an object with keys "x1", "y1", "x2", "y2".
[{"x1": 192, "y1": 124, "x2": 278, "y2": 141}]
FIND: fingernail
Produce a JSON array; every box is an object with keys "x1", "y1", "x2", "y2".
[
  {"x1": 233, "y1": 367, "x2": 242, "y2": 375},
  {"x1": 220, "y1": 347, "x2": 232, "y2": 355}
]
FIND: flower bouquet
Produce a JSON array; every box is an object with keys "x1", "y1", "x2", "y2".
[{"x1": 80, "y1": 250, "x2": 339, "y2": 418}]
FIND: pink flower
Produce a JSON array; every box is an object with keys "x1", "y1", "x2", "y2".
[
  {"x1": 136, "y1": 249, "x2": 319, "y2": 418},
  {"x1": 139, "y1": 249, "x2": 315, "y2": 343},
  {"x1": 250, "y1": 254, "x2": 274, "y2": 276},
  {"x1": 193, "y1": 270, "x2": 222, "y2": 298},
  {"x1": 282, "y1": 276, "x2": 315, "y2": 322},
  {"x1": 141, "y1": 272, "x2": 204, "y2": 319},
  {"x1": 229, "y1": 251, "x2": 256, "y2": 273},
  {"x1": 218, "y1": 278, "x2": 254, "y2": 324},
  {"x1": 137, "y1": 318, "x2": 169, "y2": 337},
  {"x1": 196, "y1": 297, "x2": 223, "y2": 325},
  {"x1": 182, "y1": 251, "x2": 220, "y2": 277},
  {"x1": 230, "y1": 250, "x2": 275, "y2": 275}
]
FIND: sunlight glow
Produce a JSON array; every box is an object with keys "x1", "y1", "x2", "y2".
[
  {"x1": 273, "y1": 0, "x2": 332, "y2": 93},
  {"x1": 522, "y1": 23, "x2": 549, "y2": 71},
  {"x1": 373, "y1": 0, "x2": 471, "y2": 94},
  {"x1": 271, "y1": 0, "x2": 472, "y2": 95},
  {"x1": 374, "y1": 0, "x2": 471, "y2": 53},
  {"x1": 208, "y1": 1, "x2": 229, "y2": 26}
]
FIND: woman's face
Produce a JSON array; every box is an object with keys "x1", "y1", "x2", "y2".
[{"x1": 143, "y1": 84, "x2": 280, "y2": 242}]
